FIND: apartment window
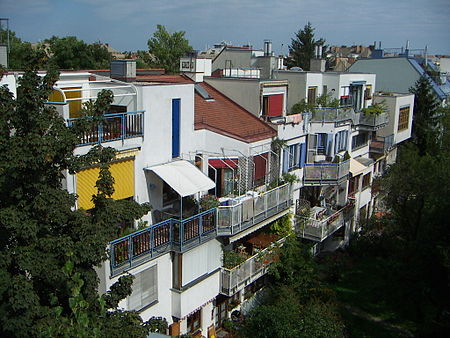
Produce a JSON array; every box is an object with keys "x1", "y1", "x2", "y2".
[
  {"x1": 398, "y1": 106, "x2": 410, "y2": 131},
  {"x1": 187, "y1": 309, "x2": 201, "y2": 334},
  {"x1": 362, "y1": 173, "x2": 371, "y2": 189},
  {"x1": 340, "y1": 86, "x2": 350, "y2": 106},
  {"x1": 288, "y1": 144, "x2": 299, "y2": 170},
  {"x1": 262, "y1": 94, "x2": 283, "y2": 117},
  {"x1": 352, "y1": 132, "x2": 368, "y2": 150},
  {"x1": 334, "y1": 130, "x2": 348, "y2": 153},
  {"x1": 323, "y1": 85, "x2": 328, "y2": 95},
  {"x1": 128, "y1": 265, "x2": 158, "y2": 311},
  {"x1": 317, "y1": 133, "x2": 327, "y2": 155},
  {"x1": 364, "y1": 85, "x2": 372, "y2": 100},
  {"x1": 307, "y1": 86, "x2": 317, "y2": 105},
  {"x1": 348, "y1": 175, "x2": 360, "y2": 195},
  {"x1": 253, "y1": 153, "x2": 268, "y2": 186}
]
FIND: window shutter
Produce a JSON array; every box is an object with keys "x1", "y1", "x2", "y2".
[
  {"x1": 327, "y1": 133, "x2": 333, "y2": 156},
  {"x1": 299, "y1": 143, "x2": 307, "y2": 169},
  {"x1": 267, "y1": 94, "x2": 283, "y2": 116},
  {"x1": 282, "y1": 149, "x2": 289, "y2": 174}
]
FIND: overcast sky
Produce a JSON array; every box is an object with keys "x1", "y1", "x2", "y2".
[{"x1": 1, "y1": 0, "x2": 450, "y2": 55}]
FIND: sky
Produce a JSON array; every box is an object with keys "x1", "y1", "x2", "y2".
[{"x1": 1, "y1": 0, "x2": 450, "y2": 55}]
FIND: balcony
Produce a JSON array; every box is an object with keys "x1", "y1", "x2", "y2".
[
  {"x1": 355, "y1": 112, "x2": 389, "y2": 130},
  {"x1": 295, "y1": 204, "x2": 352, "y2": 242},
  {"x1": 109, "y1": 184, "x2": 292, "y2": 276},
  {"x1": 220, "y1": 236, "x2": 286, "y2": 296},
  {"x1": 68, "y1": 110, "x2": 144, "y2": 146},
  {"x1": 369, "y1": 134, "x2": 394, "y2": 154},
  {"x1": 311, "y1": 107, "x2": 355, "y2": 124},
  {"x1": 110, "y1": 209, "x2": 217, "y2": 276},
  {"x1": 303, "y1": 160, "x2": 350, "y2": 186},
  {"x1": 216, "y1": 184, "x2": 292, "y2": 236}
]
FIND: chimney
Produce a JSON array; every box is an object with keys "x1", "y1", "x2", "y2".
[
  {"x1": 264, "y1": 40, "x2": 273, "y2": 56},
  {"x1": 110, "y1": 59, "x2": 136, "y2": 82}
]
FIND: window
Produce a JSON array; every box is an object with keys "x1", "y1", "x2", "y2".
[
  {"x1": 334, "y1": 130, "x2": 348, "y2": 153},
  {"x1": 253, "y1": 153, "x2": 268, "y2": 186},
  {"x1": 187, "y1": 309, "x2": 201, "y2": 334},
  {"x1": 262, "y1": 94, "x2": 283, "y2": 117},
  {"x1": 398, "y1": 106, "x2": 410, "y2": 131},
  {"x1": 317, "y1": 133, "x2": 327, "y2": 154},
  {"x1": 364, "y1": 85, "x2": 372, "y2": 100},
  {"x1": 348, "y1": 175, "x2": 360, "y2": 195},
  {"x1": 352, "y1": 132, "x2": 368, "y2": 150},
  {"x1": 323, "y1": 85, "x2": 328, "y2": 95},
  {"x1": 288, "y1": 144, "x2": 299, "y2": 170},
  {"x1": 362, "y1": 173, "x2": 371, "y2": 189},
  {"x1": 340, "y1": 86, "x2": 350, "y2": 106},
  {"x1": 128, "y1": 265, "x2": 158, "y2": 311},
  {"x1": 307, "y1": 86, "x2": 317, "y2": 105},
  {"x1": 172, "y1": 98, "x2": 181, "y2": 158}
]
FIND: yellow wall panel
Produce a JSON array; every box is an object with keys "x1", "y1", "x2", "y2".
[{"x1": 76, "y1": 159, "x2": 135, "y2": 210}]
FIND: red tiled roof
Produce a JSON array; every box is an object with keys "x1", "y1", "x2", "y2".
[
  {"x1": 194, "y1": 82, "x2": 276, "y2": 143},
  {"x1": 135, "y1": 74, "x2": 193, "y2": 84}
]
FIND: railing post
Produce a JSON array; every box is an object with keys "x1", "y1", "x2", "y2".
[
  {"x1": 199, "y1": 213, "x2": 203, "y2": 243},
  {"x1": 98, "y1": 123, "x2": 103, "y2": 143},
  {"x1": 128, "y1": 236, "x2": 133, "y2": 269},
  {"x1": 150, "y1": 228, "x2": 154, "y2": 258},
  {"x1": 180, "y1": 221, "x2": 184, "y2": 252},
  {"x1": 122, "y1": 113, "x2": 126, "y2": 140}
]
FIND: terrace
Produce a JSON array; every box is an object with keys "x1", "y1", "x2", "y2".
[
  {"x1": 303, "y1": 160, "x2": 350, "y2": 186},
  {"x1": 369, "y1": 134, "x2": 394, "y2": 154},
  {"x1": 109, "y1": 184, "x2": 292, "y2": 276},
  {"x1": 355, "y1": 112, "x2": 389, "y2": 130},
  {"x1": 295, "y1": 203, "x2": 353, "y2": 242},
  {"x1": 220, "y1": 235, "x2": 287, "y2": 296},
  {"x1": 68, "y1": 110, "x2": 144, "y2": 145}
]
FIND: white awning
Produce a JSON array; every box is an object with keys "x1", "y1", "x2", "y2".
[
  {"x1": 145, "y1": 160, "x2": 215, "y2": 197},
  {"x1": 349, "y1": 158, "x2": 367, "y2": 176}
]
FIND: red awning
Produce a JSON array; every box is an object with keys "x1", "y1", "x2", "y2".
[{"x1": 208, "y1": 158, "x2": 238, "y2": 169}]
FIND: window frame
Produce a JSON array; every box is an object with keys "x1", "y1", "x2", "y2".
[{"x1": 398, "y1": 105, "x2": 410, "y2": 131}]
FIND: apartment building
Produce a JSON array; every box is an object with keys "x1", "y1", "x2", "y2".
[{"x1": 0, "y1": 50, "x2": 414, "y2": 336}]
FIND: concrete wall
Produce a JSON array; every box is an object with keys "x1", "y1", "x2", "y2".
[
  {"x1": 212, "y1": 49, "x2": 252, "y2": 71},
  {"x1": 349, "y1": 58, "x2": 420, "y2": 94},
  {"x1": 205, "y1": 77, "x2": 260, "y2": 115},
  {"x1": 374, "y1": 93, "x2": 414, "y2": 144}
]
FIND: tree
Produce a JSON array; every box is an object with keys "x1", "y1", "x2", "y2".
[
  {"x1": 287, "y1": 22, "x2": 326, "y2": 71},
  {"x1": 0, "y1": 29, "x2": 36, "y2": 69},
  {"x1": 46, "y1": 36, "x2": 111, "y2": 70},
  {"x1": 0, "y1": 66, "x2": 150, "y2": 336},
  {"x1": 147, "y1": 25, "x2": 193, "y2": 73},
  {"x1": 409, "y1": 76, "x2": 440, "y2": 155}
]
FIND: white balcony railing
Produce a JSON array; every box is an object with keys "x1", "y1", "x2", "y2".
[
  {"x1": 220, "y1": 237, "x2": 287, "y2": 296},
  {"x1": 303, "y1": 160, "x2": 350, "y2": 185},
  {"x1": 295, "y1": 204, "x2": 351, "y2": 242},
  {"x1": 216, "y1": 184, "x2": 292, "y2": 236}
]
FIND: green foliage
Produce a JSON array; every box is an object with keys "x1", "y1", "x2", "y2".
[
  {"x1": 46, "y1": 36, "x2": 111, "y2": 70},
  {"x1": 291, "y1": 98, "x2": 315, "y2": 115},
  {"x1": 343, "y1": 151, "x2": 351, "y2": 161},
  {"x1": 146, "y1": 316, "x2": 168, "y2": 333},
  {"x1": 0, "y1": 29, "x2": 37, "y2": 70},
  {"x1": 287, "y1": 22, "x2": 326, "y2": 71},
  {"x1": 199, "y1": 194, "x2": 220, "y2": 211},
  {"x1": 409, "y1": 76, "x2": 441, "y2": 155},
  {"x1": 361, "y1": 101, "x2": 386, "y2": 116},
  {"x1": 271, "y1": 137, "x2": 287, "y2": 153},
  {"x1": 0, "y1": 68, "x2": 150, "y2": 336},
  {"x1": 332, "y1": 155, "x2": 341, "y2": 163},
  {"x1": 223, "y1": 250, "x2": 248, "y2": 269},
  {"x1": 147, "y1": 25, "x2": 193, "y2": 74},
  {"x1": 270, "y1": 214, "x2": 293, "y2": 237},
  {"x1": 316, "y1": 92, "x2": 340, "y2": 108}
]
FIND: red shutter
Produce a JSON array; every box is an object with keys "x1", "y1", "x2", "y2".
[
  {"x1": 268, "y1": 94, "x2": 283, "y2": 116},
  {"x1": 253, "y1": 153, "x2": 268, "y2": 180}
]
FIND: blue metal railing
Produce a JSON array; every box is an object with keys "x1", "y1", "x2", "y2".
[
  {"x1": 68, "y1": 110, "x2": 144, "y2": 145},
  {"x1": 110, "y1": 208, "x2": 217, "y2": 274},
  {"x1": 109, "y1": 184, "x2": 292, "y2": 275}
]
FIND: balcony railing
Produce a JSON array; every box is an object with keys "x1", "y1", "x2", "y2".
[
  {"x1": 369, "y1": 134, "x2": 394, "y2": 154},
  {"x1": 109, "y1": 184, "x2": 292, "y2": 276},
  {"x1": 216, "y1": 184, "x2": 292, "y2": 236},
  {"x1": 68, "y1": 110, "x2": 144, "y2": 145},
  {"x1": 311, "y1": 107, "x2": 355, "y2": 123},
  {"x1": 220, "y1": 237, "x2": 286, "y2": 296},
  {"x1": 356, "y1": 112, "x2": 389, "y2": 130},
  {"x1": 295, "y1": 204, "x2": 351, "y2": 242},
  {"x1": 110, "y1": 209, "x2": 216, "y2": 276},
  {"x1": 303, "y1": 160, "x2": 350, "y2": 185}
]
